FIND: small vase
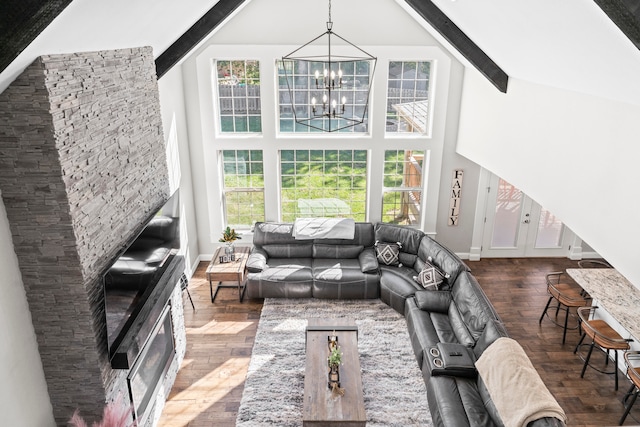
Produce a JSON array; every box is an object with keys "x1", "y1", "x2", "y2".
[
  {"x1": 224, "y1": 242, "x2": 234, "y2": 256},
  {"x1": 328, "y1": 364, "x2": 340, "y2": 389}
]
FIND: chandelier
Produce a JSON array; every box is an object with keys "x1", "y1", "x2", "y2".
[{"x1": 280, "y1": 0, "x2": 377, "y2": 132}]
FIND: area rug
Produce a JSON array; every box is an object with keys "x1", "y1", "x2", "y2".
[{"x1": 236, "y1": 298, "x2": 432, "y2": 427}]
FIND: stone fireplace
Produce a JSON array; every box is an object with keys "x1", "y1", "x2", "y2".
[{"x1": 0, "y1": 47, "x2": 186, "y2": 426}]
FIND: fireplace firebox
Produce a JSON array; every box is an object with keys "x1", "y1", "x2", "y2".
[{"x1": 127, "y1": 302, "x2": 175, "y2": 425}]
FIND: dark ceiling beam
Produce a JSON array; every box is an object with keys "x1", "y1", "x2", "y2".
[
  {"x1": 594, "y1": 0, "x2": 640, "y2": 50},
  {"x1": 0, "y1": 0, "x2": 74, "y2": 74},
  {"x1": 155, "y1": 0, "x2": 247, "y2": 79},
  {"x1": 403, "y1": 0, "x2": 509, "y2": 93}
]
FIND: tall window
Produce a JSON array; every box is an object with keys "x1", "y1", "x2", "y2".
[
  {"x1": 221, "y1": 150, "x2": 264, "y2": 228},
  {"x1": 280, "y1": 150, "x2": 367, "y2": 221},
  {"x1": 382, "y1": 150, "x2": 424, "y2": 225},
  {"x1": 216, "y1": 60, "x2": 261, "y2": 133},
  {"x1": 386, "y1": 61, "x2": 431, "y2": 134},
  {"x1": 277, "y1": 60, "x2": 371, "y2": 133}
]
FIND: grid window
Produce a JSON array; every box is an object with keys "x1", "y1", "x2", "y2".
[
  {"x1": 222, "y1": 150, "x2": 265, "y2": 228},
  {"x1": 386, "y1": 61, "x2": 431, "y2": 134},
  {"x1": 216, "y1": 60, "x2": 262, "y2": 133},
  {"x1": 280, "y1": 150, "x2": 367, "y2": 221},
  {"x1": 382, "y1": 150, "x2": 424, "y2": 225},
  {"x1": 277, "y1": 60, "x2": 371, "y2": 133}
]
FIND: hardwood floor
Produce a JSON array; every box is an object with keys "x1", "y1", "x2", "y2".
[{"x1": 158, "y1": 258, "x2": 640, "y2": 426}]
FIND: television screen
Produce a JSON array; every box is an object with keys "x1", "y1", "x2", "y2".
[{"x1": 104, "y1": 190, "x2": 180, "y2": 357}]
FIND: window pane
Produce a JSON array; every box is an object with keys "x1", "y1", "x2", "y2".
[
  {"x1": 221, "y1": 150, "x2": 265, "y2": 228},
  {"x1": 215, "y1": 60, "x2": 261, "y2": 133},
  {"x1": 381, "y1": 150, "x2": 424, "y2": 225},
  {"x1": 382, "y1": 190, "x2": 422, "y2": 225},
  {"x1": 490, "y1": 179, "x2": 522, "y2": 248},
  {"x1": 386, "y1": 60, "x2": 431, "y2": 134},
  {"x1": 280, "y1": 149, "x2": 367, "y2": 221},
  {"x1": 535, "y1": 209, "x2": 564, "y2": 248}
]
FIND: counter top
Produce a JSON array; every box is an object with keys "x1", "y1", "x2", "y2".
[{"x1": 566, "y1": 268, "x2": 640, "y2": 341}]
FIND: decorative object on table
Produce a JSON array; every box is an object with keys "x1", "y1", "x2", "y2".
[
  {"x1": 219, "y1": 226, "x2": 241, "y2": 255},
  {"x1": 327, "y1": 332, "x2": 345, "y2": 396},
  {"x1": 280, "y1": 0, "x2": 376, "y2": 133},
  {"x1": 219, "y1": 253, "x2": 236, "y2": 264}
]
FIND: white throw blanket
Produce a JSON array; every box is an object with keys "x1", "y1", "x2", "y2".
[
  {"x1": 475, "y1": 337, "x2": 567, "y2": 427},
  {"x1": 292, "y1": 217, "x2": 355, "y2": 240}
]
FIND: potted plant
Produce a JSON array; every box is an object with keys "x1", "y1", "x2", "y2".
[
  {"x1": 327, "y1": 344, "x2": 345, "y2": 395},
  {"x1": 219, "y1": 226, "x2": 241, "y2": 255}
]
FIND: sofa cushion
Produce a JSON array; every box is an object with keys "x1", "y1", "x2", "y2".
[
  {"x1": 426, "y1": 375, "x2": 502, "y2": 427},
  {"x1": 374, "y1": 223, "x2": 424, "y2": 268},
  {"x1": 263, "y1": 243, "x2": 313, "y2": 259},
  {"x1": 358, "y1": 248, "x2": 379, "y2": 273},
  {"x1": 375, "y1": 241, "x2": 402, "y2": 266},
  {"x1": 417, "y1": 235, "x2": 469, "y2": 287},
  {"x1": 379, "y1": 266, "x2": 422, "y2": 313},
  {"x1": 451, "y1": 272, "x2": 496, "y2": 342},
  {"x1": 312, "y1": 258, "x2": 379, "y2": 299},
  {"x1": 246, "y1": 247, "x2": 268, "y2": 273},
  {"x1": 414, "y1": 290, "x2": 451, "y2": 313},
  {"x1": 245, "y1": 258, "x2": 314, "y2": 299},
  {"x1": 313, "y1": 244, "x2": 363, "y2": 259},
  {"x1": 314, "y1": 222, "x2": 375, "y2": 247},
  {"x1": 414, "y1": 261, "x2": 448, "y2": 290}
]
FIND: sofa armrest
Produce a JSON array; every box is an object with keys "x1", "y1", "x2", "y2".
[
  {"x1": 414, "y1": 290, "x2": 452, "y2": 313},
  {"x1": 358, "y1": 248, "x2": 379, "y2": 273},
  {"x1": 246, "y1": 247, "x2": 268, "y2": 273}
]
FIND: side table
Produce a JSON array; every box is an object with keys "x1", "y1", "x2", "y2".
[{"x1": 205, "y1": 246, "x2": 250, "y2": 302}]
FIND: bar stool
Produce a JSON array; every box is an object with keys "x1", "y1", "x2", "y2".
[
  {"x1": 620, "y1": 351, "x2": 640, "y2": 425},
  {"x1": 539, "y1": 271, "x2": 591, "y2": 344},
  {"x1": 574, "y1": 306, "x2": 632, "y2": 390}
]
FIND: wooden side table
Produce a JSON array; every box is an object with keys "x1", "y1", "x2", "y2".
[{"x1": 205, "y1": 246, "x2": 250, "y2": 302}]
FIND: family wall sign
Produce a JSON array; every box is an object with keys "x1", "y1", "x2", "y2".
[{"x1": 448, "y1": 169, "x2": 463, "y2": 226}]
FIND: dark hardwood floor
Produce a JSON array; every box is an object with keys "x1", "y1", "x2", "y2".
[{"x1": 159, "y1": 258, "x2": 640, "y2": 426}]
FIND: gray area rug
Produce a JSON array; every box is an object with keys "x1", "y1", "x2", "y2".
[{"x1": 236, "y1": 298, "x2": 432, "y2": 427}]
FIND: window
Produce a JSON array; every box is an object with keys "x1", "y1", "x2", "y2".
[
  {"x1": 382, "y1": 150, "x2": 424, "y2": 225},
  {"x1": 277, "y1": 60, "x2": 371, "y2": 133},
  {"x1": 280, "y1": 150, "x2": 367, "y2": 221},
  {"x1": 221, "y1": 150, "x2": 264, "y2": 228},
  {"x1": 216, "y1": 60, "x2": 261, "y2": 133},
  {"x1": 386, "y1": 61, "x2": 431, "y2": 134}
]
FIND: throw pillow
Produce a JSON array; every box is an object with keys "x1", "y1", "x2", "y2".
[
  {"x1": 413, "y1": 260, "x2": 450, "y2": 290},
  {"x1": 375, "y1": 240, "x2": 403, "y2": 267}
]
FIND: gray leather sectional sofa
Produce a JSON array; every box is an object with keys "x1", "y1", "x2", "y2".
[{"x1": 245, "y1": 221, "x2": 566, "y2": 427}]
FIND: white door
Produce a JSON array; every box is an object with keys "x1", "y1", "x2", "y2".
[{"x1": 481, "y1": 176, "x2": 575, "y2": 257}]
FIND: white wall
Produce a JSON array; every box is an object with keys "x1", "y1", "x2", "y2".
[
  {"x1": 0, "y1": 195, "x2": 55, "y2": 427},
  {"x1": 457, "y1": 70, "x2": 640, "y2": 286},
  {"x1": 158, "y1": 67, "x2": 201, "y2": 275}
]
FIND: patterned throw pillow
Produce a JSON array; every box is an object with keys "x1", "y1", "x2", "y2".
[
  {"x1": 413, "y1": 261, "x2": 450, "y2": 290},
  {"x1": 375, "y1": 241, "x2": 403, "y2": 266}
]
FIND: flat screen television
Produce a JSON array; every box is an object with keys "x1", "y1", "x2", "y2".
[{"x1": 104, "y1": 189, "x2": 180, "y2": 359}]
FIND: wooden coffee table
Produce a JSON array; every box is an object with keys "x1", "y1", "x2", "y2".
[
  {"x1": 303, "y1": 318, "x2": 366, "y2": 426},
  {"x1": 205, "y1": 246, "x2": 250, "y2": 302}
]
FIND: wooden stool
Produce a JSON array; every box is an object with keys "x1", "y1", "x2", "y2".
[
  {"x1": 539, "y1": 271, "x2": 591, "y2": 344},
  {"x1": 574, "y1": 306, "x2": 632, "y2": 391},
  {"x1": 620, "y1": 351, "x2": 640, "y2": 425}
]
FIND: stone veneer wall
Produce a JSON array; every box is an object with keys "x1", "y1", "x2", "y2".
[{"x1": 0, "y1": 47, "x2": 184, "y2": 425}]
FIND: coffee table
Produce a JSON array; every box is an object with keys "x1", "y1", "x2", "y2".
[
  {"x1": 205, "y1": 246, "x2": 249, "y2": 302},
  {"x1": 303, "y1": 318, "x2": 366, "y2": 426}
]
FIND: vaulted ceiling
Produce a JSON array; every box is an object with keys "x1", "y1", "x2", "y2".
[{"x1": 2, "y1": 0, "x2": 640, "y2": 103}]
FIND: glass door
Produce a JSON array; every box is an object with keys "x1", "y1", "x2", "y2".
[{"x1": 481, "y1": 176, "x2": 574, "y2": 257}]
